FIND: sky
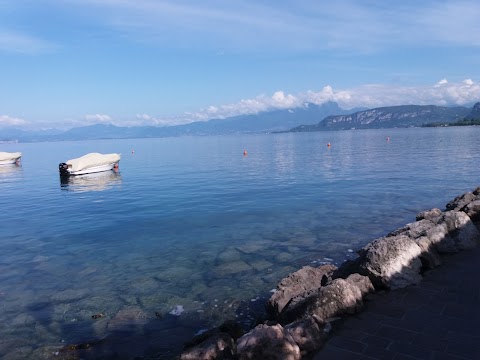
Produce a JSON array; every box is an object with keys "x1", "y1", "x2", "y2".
[{"x1": 1, "y1": 0, "x2": 480, "y2": 130}]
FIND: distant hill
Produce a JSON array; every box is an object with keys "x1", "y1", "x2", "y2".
[
  {"x1": 465, "y1": 102, "x2": 480, "y2": 120},
  {"x1": 422, "y1": 102, "x2": 480, "y2": 127},
  {"x1": 0, "y1": 101, "x2": 352, "y2": 142},
  {"x1": 0, "y1": 127, "x2": 63, "y2": 142},
  {"x1": 289, "y1": 105, "x2": 471, "y2": 132}
]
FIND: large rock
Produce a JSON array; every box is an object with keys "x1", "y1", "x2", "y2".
[
  {"x1": 416, "y1": 208, "x2": 443, "y2": 221},
  {"x1": 356, "y1": 234, "x2": 423, "y2": 289},
  {"x1": 266, "y1": 265, "x2": 336, "y2": 317},
  {"x1": 284, "y1": 315, "x2": 329, "y2": 356},
  {"x1": 388, "y1": 218, "x2": 443, "y2": 269},
  {"x1": 280, "y1": 274, "x2": 373, "y2": 323},
  {"x1": 464, "y1": 200, "x2": 480, "y2": 221},
  {"x1": 236, "y1": 323, "x2": 301, "y2": 360},
  {"x1": 180, "y1": 320, "x2": 244, "y2": 360},
  {"x1": 179, "y1": 333, "x2": 235, "y2": 360},
  {"x1": 446, "y1": 191, "x2": 478, "y2": 212},
  {"x1": 446, "y1": 189, "x2": 480, "y2": 221},
  {"x1": 439, "y1": 210, "x2": 480, "y2": 251}
]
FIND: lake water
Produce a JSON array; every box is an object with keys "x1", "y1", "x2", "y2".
[{"x1": 1, "y1": 127, "x2": 480, "y2": 359}]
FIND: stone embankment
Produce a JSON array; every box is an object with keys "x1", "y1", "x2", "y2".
[{"x1": 178, "y1": 187, "x2": 480, "y2": 360}]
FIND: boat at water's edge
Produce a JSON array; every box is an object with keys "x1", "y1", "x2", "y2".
[
  {"x1": 0, "y1": 152, "x2": 22, "y2": 165},
  {"x1": 59, "y1": 152, "x2": 121, "y2": 176}
]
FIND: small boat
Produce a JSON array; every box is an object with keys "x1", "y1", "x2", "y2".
[
  {"x1": 0, "y1": 152, "x2": 22, "y2": 165},
  {"x1": 59, "y1": 152, "x2": 121, "y2": 176}
]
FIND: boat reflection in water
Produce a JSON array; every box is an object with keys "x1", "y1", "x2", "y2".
[
  {"x1": 60, "y1": 170, "x2": 122, "y2": 192},
  {"x1": 0, "y1": 163, "x2": 22, "y2": 179}
]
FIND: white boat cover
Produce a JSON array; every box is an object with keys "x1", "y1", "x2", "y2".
[
  {"x1": 0, "y1": 152, "x2": 22, "y2": 161},
  {"x1": 66, "y1": 153, "x2": 121, "y2": 172}
]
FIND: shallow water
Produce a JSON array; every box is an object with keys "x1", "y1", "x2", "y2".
[{"x1": 1, "y1": 127, "x2": 479, "y2": 359}]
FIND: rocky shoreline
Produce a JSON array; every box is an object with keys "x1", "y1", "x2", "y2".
[{"x1": 179, "y1": 186, "x2": 480, "y2": 359}]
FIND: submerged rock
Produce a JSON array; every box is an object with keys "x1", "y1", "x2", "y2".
[
  {"x1": 50, "y1": 289, "x2": 89, "y2": 304},
  {"x1": 107, "y1": 307, "x2": 150, "y2": 332},
  {"x1": 212, "y1": 261, "x2": 253, "y2": 277}
]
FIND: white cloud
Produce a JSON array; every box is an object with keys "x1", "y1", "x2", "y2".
[
  {"x1": 434, "y1": 78, "x2": 449, "y2": 87},
  {"x1": 85, "y1": 114, "x2": 112, "y2": 123},
  {"x1": 0, "y1": 115, "x2": 28, "y2": 127},
  {"x1": 134, "y1": 113, "x2": 171, "y2": 126}
]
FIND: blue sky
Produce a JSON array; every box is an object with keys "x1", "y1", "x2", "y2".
[{"x1": 1, "y1": 0, "x2": 480, "y2": 130}]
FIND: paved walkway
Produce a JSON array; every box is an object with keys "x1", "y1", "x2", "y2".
[{"x1": 312, "y1": 244, "x2": 480, "y2": 360}]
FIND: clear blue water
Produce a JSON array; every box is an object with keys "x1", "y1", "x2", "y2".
[{"x1": 1, "y1": 127, "x2": 479, "y2": 359}]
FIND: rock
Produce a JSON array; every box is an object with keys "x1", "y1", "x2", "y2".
[
  {"x1": 416, "y1": 208, "x2": 443, "y2": 221},
  {"x1": 183, "y1": 320, "x2": 244, "y2": 351},
  {"x1": 50, "y1": 289, "x2": 89, "y2": 303},
  {"x1": 344, "y1": 273, "x2": 375, "y2": 296},
  {"x1": 387, "y1": 219, "x2": 442, "y2": 269},
  {"x1": 107, "y1": 307, "x2": 150, "y2": 332},
  {"x1": 407, "y1": 209, "x2": 480, "y2": 253},
  {"x1": 266, "y1": 265, "x2": 337, "y2": 317},
  {"x1": 464, "y1": 200, "x2": 480, "y2": 221},
  {"x1": 441, "y1": 210, "x2": 479, "y2": 251},
  {"x1": 284, "y1": 315, "x2": 328, "y2": 355},
  {"x1": 280, "y1": 275, "x2": 373, "y2": 323},
  {"x1": 236, "y1": 323, "x2": 300, "y2": 360},
  {"x1": 179, "y1": 332, "x2": 235, "y2": 360},
  {"x1": 446, "y1": 191, "x2": 478, "y2": 211},
  {"x1": 331, "y1": 258, "x2": 362, "y2": 280},
  {"x1": 357, "y1": 235, "x2": 423, "y2": 289},
  {"x1": 248, "y1": 259, "x2": 274, "y2": 271},
  {"x1": 212, "y1": 261, "x2": 253, "y2": 277},
  {"x1": 415, "y1": 236, "x2": 442, "y2": 268},
  {"x1": 235, "y1": 240, "x2": 273, "y2": 254}
]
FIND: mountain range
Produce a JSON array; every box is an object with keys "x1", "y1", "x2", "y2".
[
  {"x1": 289, "y1": 104, "x2": 473, "y2": 132},
  {"x1": 1, "y1": 102, "x2": 479, "y2": 142}
]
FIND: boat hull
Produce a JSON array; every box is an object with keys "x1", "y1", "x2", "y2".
[
  {"x1": 0, "y1": 158, "x2": 21, "y2": 165},
  {"x1": 60, "y1": 162, "x2": 119, "y2": 176}
]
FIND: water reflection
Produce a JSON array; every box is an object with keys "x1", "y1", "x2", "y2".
[
  {"x1": 0, "y1": 163, "x2": 22, "y2": 179},
  {"x1": 60, "y1": 170, "x2": 122, "y2": 192}
]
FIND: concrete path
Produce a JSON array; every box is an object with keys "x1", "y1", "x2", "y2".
[{"x1": 312, "y1": 245, "x2": 480, "y2": 360}]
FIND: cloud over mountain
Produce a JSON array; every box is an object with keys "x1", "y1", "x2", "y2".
[
  {"x1": 158, "y1": 79, "x2": 480, "y2": 126},
  {"x1": 0, "y1": 115, "x2": 28, "y2": 127}
]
